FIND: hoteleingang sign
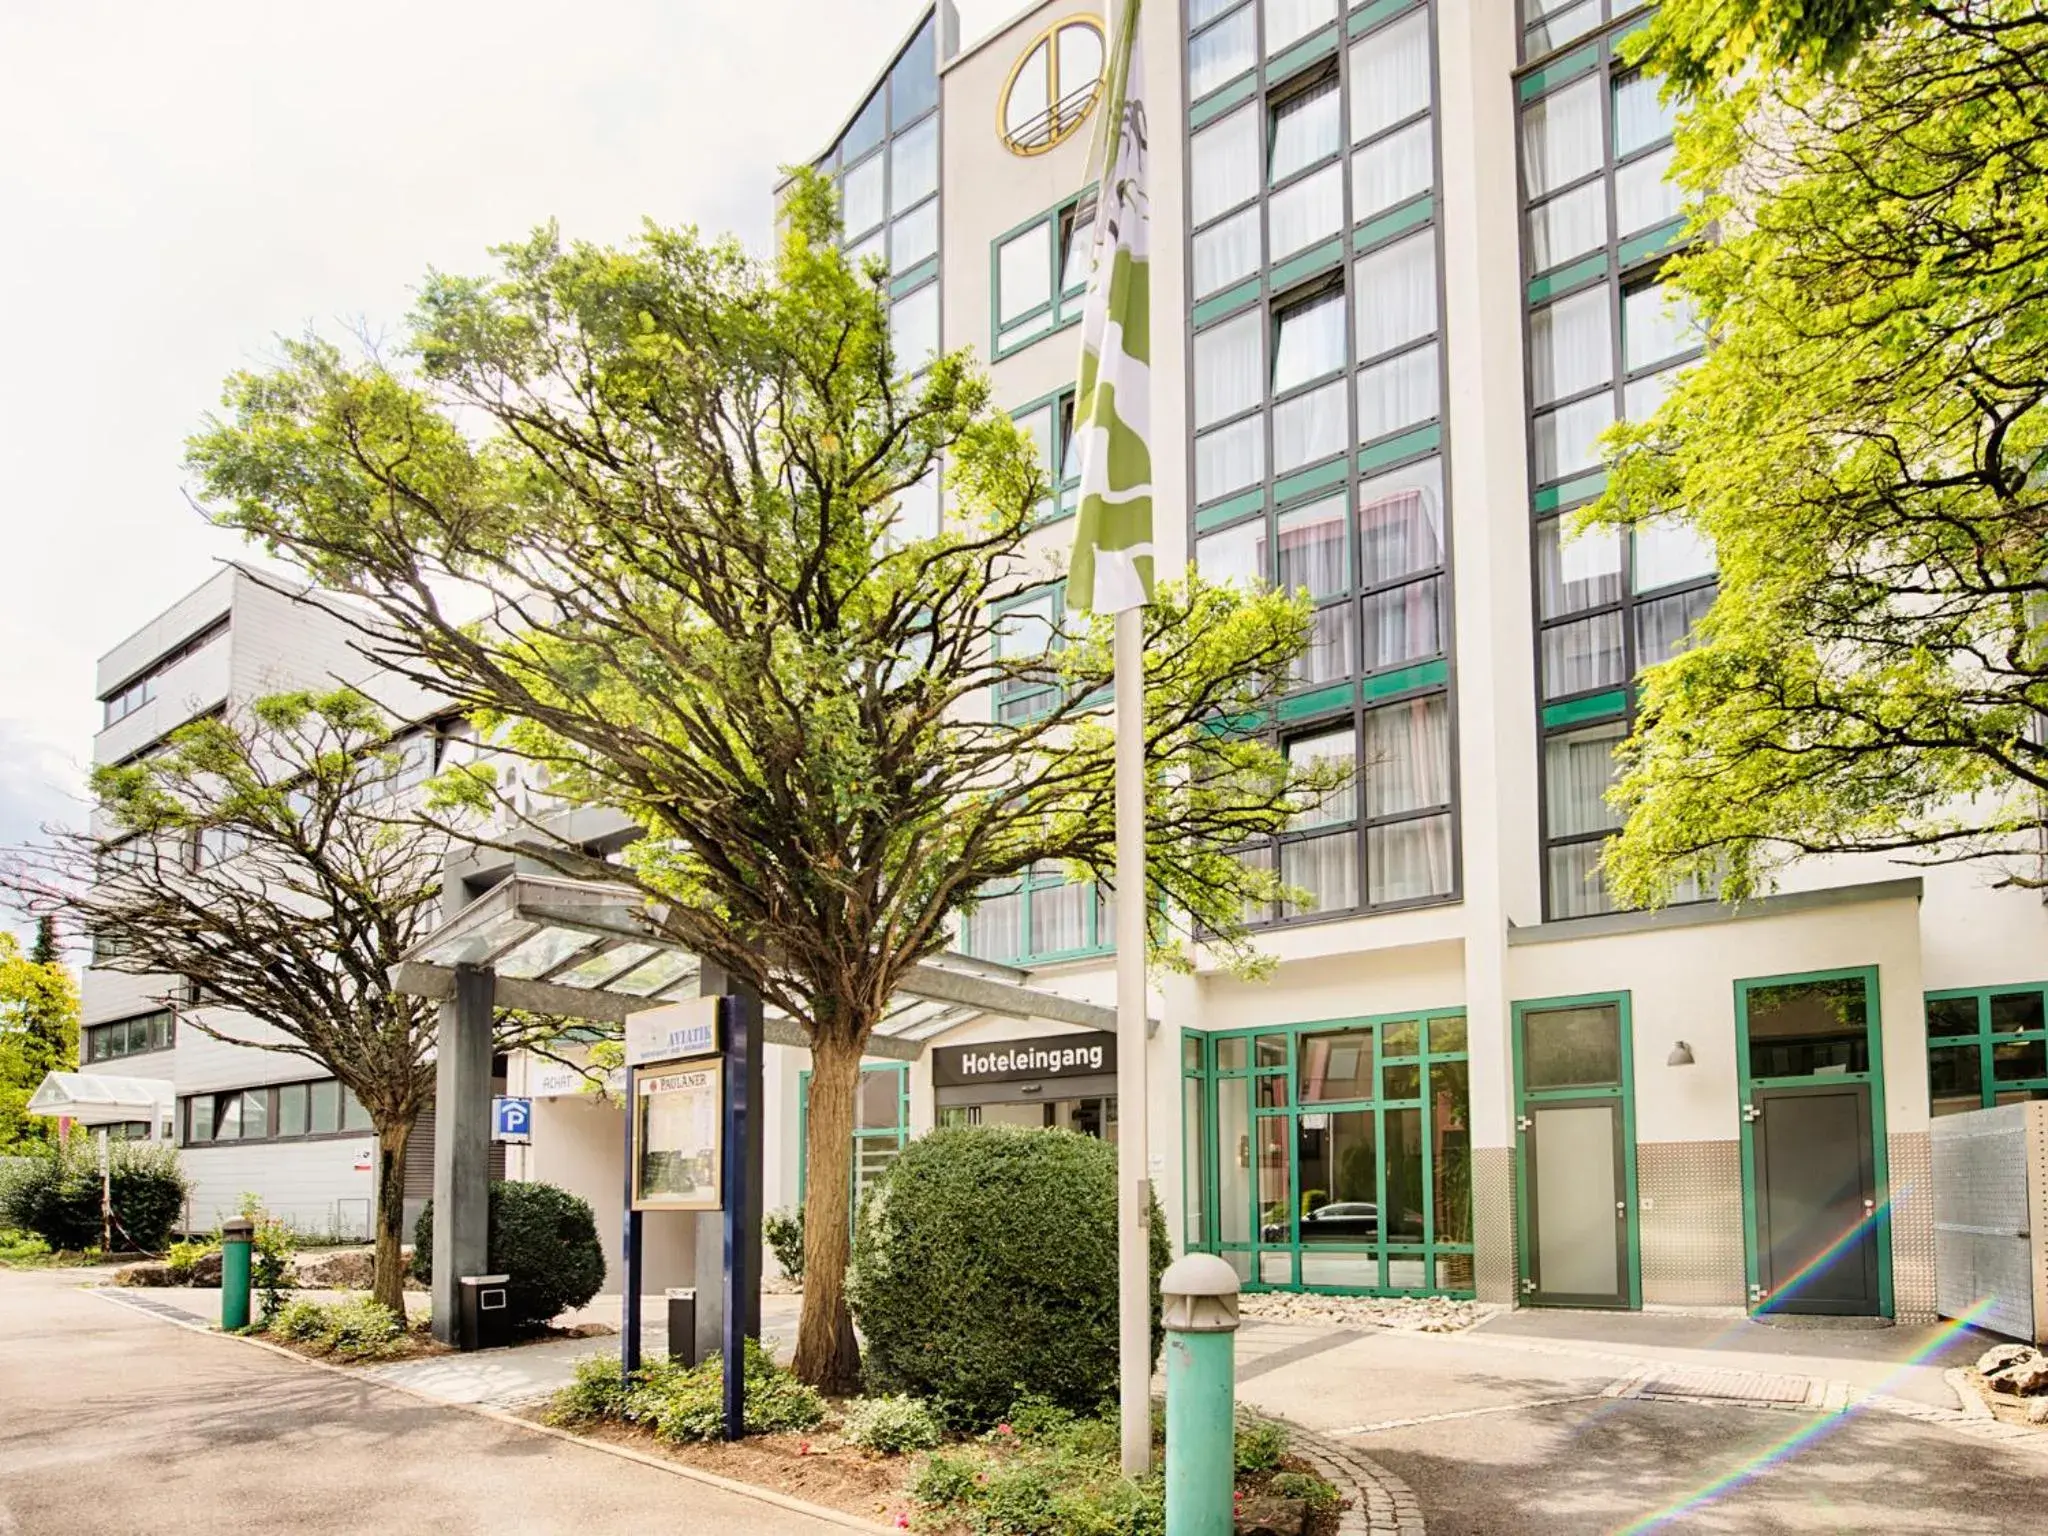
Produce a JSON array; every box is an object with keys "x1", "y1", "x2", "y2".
[{"x1": 930, "y1": 1029, "x2": 1117, "y2": 1089}]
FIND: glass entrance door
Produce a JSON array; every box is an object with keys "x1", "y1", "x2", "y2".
[{"x1": 1513, "y1": 995, "x2": 1640, "y2": 1309}]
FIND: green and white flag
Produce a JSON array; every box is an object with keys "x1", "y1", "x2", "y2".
[{"x1": 1068, "y1": 0, "x2": 1152, "y2": 615}]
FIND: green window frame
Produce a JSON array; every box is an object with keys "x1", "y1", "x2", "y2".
[
  {"x1": 797, "y1": 1062, "x2": 911, "y2": 1228},
  {"x1": 1009, "y1": 386, "x2": 1081, "y2": 525},
  {"x1": 989, "y1": 580, "x2": 1069, "y2": 724},
  {"x1": 1925, "y1": 982, "x2": 2048, "y2": 1114},
  {"x1": 991, "y1": 187, "x2": 1096, "y2": 360},
  {"x1": 1183, "y1": 1009, "x2": 1473, "y2": 1298},
  {"x1": 957, "y1": 863, "x2": 1114, "y2": 967}
]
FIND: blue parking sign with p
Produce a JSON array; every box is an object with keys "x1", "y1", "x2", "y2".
[{"x1": 492, "y1": 1096, "x2": 533, "y2": 1144}]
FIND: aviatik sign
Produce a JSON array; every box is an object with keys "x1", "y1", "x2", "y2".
[{"x1": 930, "y1": 1029, "x2": 1118, "y2": 1089}]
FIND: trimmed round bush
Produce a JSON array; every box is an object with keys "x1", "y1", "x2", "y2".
[
  {"x1": 411, "y1": 1180, "x2": 605, "y2": 1330},
  {"x1": 847, "y1": 1126, "x2": 1169, "y2": 1428},
  {"x1": 0, "y1": 1140, "x2": 189, "y2": 1253}
]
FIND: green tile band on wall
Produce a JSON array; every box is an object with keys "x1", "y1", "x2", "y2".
[
  {"x1": 1542, "y1": 689, "x2": 1628, "y2": 729},
  {"x1": 1527, "y1": 252, "x2": 1607, "y2": 304},
  {"x1": 1274, "y1": 455, "x2": 1351, "y2": 507},
  {"x1": 1519, "y1": 43, "x2": 1599, "y2": 100},
  {"x1": 1194, "y1": 487, "x2": 1266, "y2": 532},
  {"x1": 1358, "y1": 423, "x2": 1441, "y2": 474},
  {"x1": 1355, "y1": 196, "x2": 1433, "y2": 252},
  {"x1": 1193, "y1": 279, "x2": 1261, "y2": 328},
  {"x1": 1265, "y1": 25, "x2": 1339, "y2": 87},
  {"x1": 1362, "y1": 656, "x2": 1449, "y2": 700},
  {"x1": 1277, "y1": 681, "x2": 1357, "y2": 722},
  {"x1": 1270, "y1": 236, "x2": 1346, "y2": 293},
  {"x1": 1348, "y1": 0, "x2": 1423, "y2": 38},
  {"x1": 1532, "y1": 468, "x2": 1607, "y2": 514},
  {"x1": 1620, "y1": 219, "x2": 1690, "y2": 269},
  {"x1": 888, "y1": 259, "x2": 939, "y2": 298},
  {"x1": 1189, "y1": 71, "x2": 1258, "y2": 130}
]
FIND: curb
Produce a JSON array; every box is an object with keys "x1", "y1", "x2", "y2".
[
  {"x1": 1286, "y1": 1421, "x2": 1426, "y2": 1536},
  {"x1": 91, "y1": 1289, "x2": 896, "y2": 1533}
]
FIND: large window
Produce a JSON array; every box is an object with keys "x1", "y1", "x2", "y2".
[
  {"x1": 1925, "y1": 985, "x2": 2048, "y2": 1114},
  {"x1": 989, "y1": 582, "x2": 1072, "y2": 725},
  {"x1": 99, "y1": 617, "x2": 229, "y2": 728},
  {"x1": 1185, "y1": 1013, "x2": 1472, "y2": 1295},
  {"x1": 1010, "y1": 388, "x2": 1080, "y2": 523},
  {"x1": 1183, "y1": 0, "x2": 1456, "y2": 924},
  {"x1": 958, "y1": 864, "x2": 1114, "y2": 966},
  {"x1": 84, "y1": 1009, "x2": 175, "y2": 1063},
  {"x1": 181, "y1": 1077, "x2": 369, "y2": 1146},
  {"x1": 1519, "y1": 22, "x2": 1713, "y2": 919},
  {"x1": 798, "y1": 1063, "x2": 911, "y2": 1228},
  {"x1": 992, "y1": 190, "x2": 1096, "y2": 358}
]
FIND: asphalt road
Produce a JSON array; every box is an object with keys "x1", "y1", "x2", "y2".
[{"x1": 0, "y1": 1268, "x2": 849, "y2": 1536}]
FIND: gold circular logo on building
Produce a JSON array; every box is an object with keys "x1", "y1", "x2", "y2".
[{"x1": 999, "y1": 16, "x2": 1106, "y2": 157}]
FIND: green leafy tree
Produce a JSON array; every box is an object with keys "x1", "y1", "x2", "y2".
[
  {"x1": 1588, "y1": 2, "x2": 2048, "y2": 905},
  {"x1": 0, "y1": 928, "x2": 79, "y2": 1150},
  {"x1": 183, "y1": 174, "x2": 1335, "y2": 1392},
  {"x1": 1, "y1": 691, "x2": 565, "y2": 1310}
]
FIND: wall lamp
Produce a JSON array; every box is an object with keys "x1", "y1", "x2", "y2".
[{"x1": 1667, "y1": 1041, "x2": 1696, "y2": 1067}]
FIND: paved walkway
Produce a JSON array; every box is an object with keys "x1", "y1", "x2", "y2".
[{"x1": 0, "y1": 1269, "x2": 860, "y2": 1535}]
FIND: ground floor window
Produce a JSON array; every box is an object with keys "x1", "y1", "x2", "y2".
[
  {"x1": 936, "y1": 1096, "x2": 1116, "y2": 1138},
  {"x1": 798, "y1": 1062, "x2": 910, "y2": 1224},
  {"x1": 1925, "y1": 983, "x2": 2048, "y2": 1114},
  {"x1": 1183, "y1": 1011, "x2": 1472, "y2": 1296}
]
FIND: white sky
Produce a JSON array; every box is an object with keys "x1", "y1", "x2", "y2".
[{"x1": 0, "y1": 0, "x2": 1012, "y2": 894}]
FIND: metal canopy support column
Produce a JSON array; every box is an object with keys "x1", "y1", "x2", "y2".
[{"x1": 431, "y1": 963, "x2": 495, "y2": 1346}]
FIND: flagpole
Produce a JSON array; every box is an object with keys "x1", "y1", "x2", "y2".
[{"x1": 1113, "y1": 602, "x2": 1150, "y2": 1477}]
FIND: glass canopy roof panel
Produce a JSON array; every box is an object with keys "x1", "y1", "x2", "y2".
[
  {"x1": 609, "y1": 948, "x2": 698, "y2": 996},
  {"x1": 551, "y1": 941, "x2": 661, "y2": 990},
  {"x1": 416, "y1": 911, "x2": 537, "y2": 968},
  {"x1": 494, "y1": 926, "x2": 607, "y2": 980}
]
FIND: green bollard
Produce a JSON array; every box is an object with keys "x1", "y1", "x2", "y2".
[
  {"x1": 1161, "y1": 1253, "x2": 1241, "y2": 1536},
  {"x1": 220, "y1": 1217, "x2": 254, "y2": 1332}
]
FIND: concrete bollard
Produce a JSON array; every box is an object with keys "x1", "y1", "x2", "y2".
[
  {"x1": 1161, "y1": 1252, "x2": 1241, "y2": 1536},
  {"x1": 220, "y1": 1217, "x2": 254, "y2": 1332}
]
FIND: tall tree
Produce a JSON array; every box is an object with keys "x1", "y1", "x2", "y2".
[
  {"x1": 30, "y1": 915, "x2": 59, "y2": 966},
  {"x1": 1, "y1": 690, "x2": 563, "y2": 1309},
  {"x1": 1589, "y1": 1, "x2": 2048, "y2": 905},
  {"x1": 185, "y1": 176, "x2": 1335, "y2": 1392},
  {"x1": 0, "y1": 929, "x2": 79, "y2": 1151}
]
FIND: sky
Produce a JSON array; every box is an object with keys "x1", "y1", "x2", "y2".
[{"x1": 0, "y1": 0, "x2": 1011, "y2": 925}]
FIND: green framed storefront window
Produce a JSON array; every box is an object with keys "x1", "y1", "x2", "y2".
[
  {"x1": 1182, "y1": 1011, "x2": 1472, "y2": 1297},
  {"x1": 797, "y1": 1062, "x2": 911, "y2": 1228},
  {"x1": 1925, "y1": 982, "x2": 2048, "y2": 1114}
]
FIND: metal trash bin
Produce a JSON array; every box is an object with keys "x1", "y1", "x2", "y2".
[
  {"x1": 456, "y1": 1274, "x2": 514, "y2": 1351},
  {"x1": 666, "y1": 1288, "x2": 697, "y2": 1367}
]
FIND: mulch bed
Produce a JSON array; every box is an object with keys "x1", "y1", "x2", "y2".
[{"x1": 1960, "y1": 1370, "x2": 2048, "y2": 1430}]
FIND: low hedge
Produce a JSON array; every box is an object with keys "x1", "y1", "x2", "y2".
[
  {"x1": 0, "y1": 1141, "x2": 189, "y2": 1253},
  {"x1": 410, "y1": 1180, "x2": 605, "y2": 1330},
  {"x1": 847, "y1": 1126, "x2": 1168, "y2": 1428}
]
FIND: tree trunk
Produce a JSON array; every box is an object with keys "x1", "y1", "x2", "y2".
[
  {"x1": 791, "y1": 1030, "x2": 864, "y2": 1394},
  {"x1": 371, "y1": 1116, "x2": 411, "y2": 1316}
]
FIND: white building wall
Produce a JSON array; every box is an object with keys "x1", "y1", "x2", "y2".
[{"x1": 179, "y1": 1138, "x2": 375, "y2": 1239}]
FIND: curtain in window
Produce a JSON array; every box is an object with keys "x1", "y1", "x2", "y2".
[
  {"x1": 1266, "y1": 0, "x2": 1336, "y2": 54},
  {"x1": 1354, "y1": 232, "x2": 1437, "y2": 359},
  {"x1": 1276, "y1": 495, "x2": 1347, "y2": 597},
  {"x1": 996, "y1": 593, "x2": 1059, "y2": 659},
  {"x1": 966, "y1": 889, "x2": 1024, "y2": 961},
  {"x1": 1189, "y1": 0, "x2": 1241, "y2": 29},
  {"x1": 1352, "y1": 120, "x2": 1433, "y2": 219},
  {"x1": 1533, "y1": 391, "x2": 1613, "y2": 482},
  {"x1": 1288, "y1": 727, "x2": 1358, "y2": 826},
  {"x1": 1284, "y1": 831, "x2": 1359, "y2": 914},
  {"x1": 1273, "y1": 290, "x2": 1346, "y2": 391},
  {"x1": 1194, "y1": 414, "x2": 1265, "y2": 501},
  {"x1": 1357, "y1": 343, "x2": 1438, "y2": 442},
  {"x1": 1189, "y1": 6, "x2": 1257, "y2": 99},
  {"x1": 1196, "y1": 517, "x2": 1267, "y2": 586},
  {"x1": 1195, "y1": 309, "x2": 1263, "y2": 426},
  {"x1": 891, "y1": 116, "x2": 939, "y2": 208},
  {"x1": 1358, "y1": 463, "x2": 1444, "y2": 583},
  {"x1": 1540, "y1": 612, "x2": 1625, "y2": 697},
  {"x1": 1349, "y1": 10, "x2": 1431, "y2": 141},
  {"x1": 1364, "y1": 694, "x2": 1449, "y2": 816},
  {"x1": 1236, "y1": 844, "x2": 1275, "y2": 925},
  {"x1": 1633, "y1": 516, "x2": 1715, "y2": 591},
  {"x1": 1191, "y1": 106, "x2": 1260, "y2": 224},
  {"x1": 1624, "y1": 365, "x2": 1682, "y2": 423},
  {"x1": 1530, "y1": 286, "x2": 1612, "y2": 405},
  {"x1": 1612, "y1": 73, "x2": 1675, "y2": 157},
  {"x1": 1623, "y1": 282, "x2": 1701, "y2": 371},
  {"x1": 1269, "y1": 163, "x2": 1344, "y2": 260},
  {"x1": 1031, "y1": 880, "x2": 1088, "y2": 954},
  {"x1": 1270, "y1": 75, "x2": 1341, "y2": 182},
  {"x1": 1525, "y1": 181, "x2": 1606, "y2": 272},
  {"x1": 1615, "y1": 144, "x2": 1681, "y2": 234},
  {"x1": 998, "y1": 225, "x2": 1052, "y2": 324},
  {"x1": 1274, "y1": 378, "x2": 1347, "y2": 472},
  {"x1": 891, "y1": 200, "x2": 938, "y2": 272},
  {"x1": 1544, "y1": 722, "x2": 1623, "y2": 837},
  {"x1": 1536, "y1": 517, "x2": 1623, "y2": 616},
  {"x1": 1525, "y1": 0, "x2": 1603, "y2": 56},
  {"x1": 1193, "y1": 206, "x2": 1260, "y2": 296},
  {"x1": 1292, "y1": 604, "x2": 1358, "y2": 686},
  {"x1": 1363, "y1": 577, "x2": 1443, "y2": 669},
  {"x1": 1061, "y1": 208, "x2": 1095, "y2": 293},
  {"x1": 1546, "y1": 840, "x2": 1613, "y2": 918},
  {"x1": 1634, "y1": 584, "x2": 1714, "y2": 666},
  {"x1": 1369, "y1": 814, "x2": 1452, "y2": 903},
  {"x1": 1521, "y1": 76, "x2": 1601, "y2": 198}
]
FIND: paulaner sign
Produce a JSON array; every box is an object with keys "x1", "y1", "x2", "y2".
[{"x1": 931, "y1": 1030, "x2": 1118, "y2": 1089}]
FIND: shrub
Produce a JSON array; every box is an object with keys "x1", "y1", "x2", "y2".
[
  {"x1": 546, "y1": 1355, "x2": 634, "y2": 1425},
  {"x1": 0, "y1": 1141, "x2": 189, "y2": 1253},
  {"x1": 265, "y1": 1295, "x2": 405, "y2": 1359},
  {"x1": 912, "y1": 1452, "x2": 981, "y2": 1509},
  {"x1": 1269, "y1": 1471, "x2": 1339, "y2": 1513},
  {"x1": 411, "y1": 1180, "x2": 605, "y2": 1330},
  {"x1": 847, "y1": 1126, "x2": 1169, "y2": 1429},
  {"x1": 544, "y1": 1338, "x2": 824, "y2": 1443},
  {"x1": 763, "y1": 1205, "x2": 804, "y2": 1284},
  {"x1": 268, "y1": 1297, "x2": 329, "y2": 1343},
  {"x1": 238, "y1": 1196, "x2": 297, "y2": 1324},
  {"x1": 0, "y1": 1228, "x2": 51, "y2": 1265},
  {"x1": 1233, "y1": 1412, "x2": 1288, "y2": 1474},
  {"x1": 841, "y1": 1393, "x2": 942, "y2": 1454},
  {"x1": 165, "y1": 1238, "x2": 219, "y2": 1281}
]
